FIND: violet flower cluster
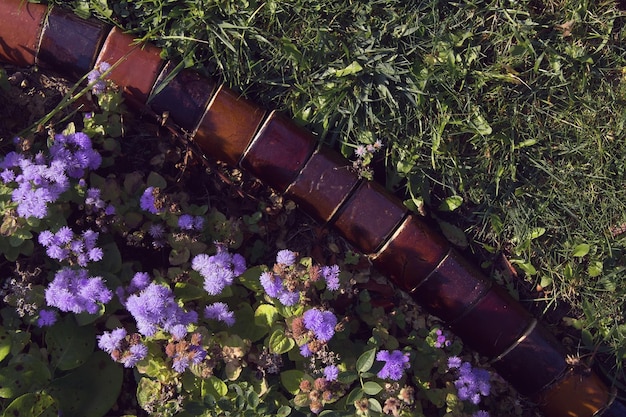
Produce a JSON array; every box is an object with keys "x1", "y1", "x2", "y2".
[
  {"x1": 98, "y1": 327, "x2": 148, "y2": 368},
  {"x1": 87, "y1": 61, "x2": 111, "y2": 95},
  {"x1": 204, "y1": 302, "x2": 235, "y2": 327},
  {"x1": 303, "y1": 308, "x2": 337, "y2": 342},
  {"x1": 125, "y1": 280, "x2": 198, "y2": 339},
  {"x1": 191, "y1": 246, "x2": 246, "y2": 296},
  {"x1": 178, "y1": 214, "x2": 205, "y2": 231},
  {"x1": 376, "y1": 350, "x2": 411, "y2": 381},
  {"x1": 38, "y1": 226, "x2": 103, "y2": 267},
  {"x1": 259, "y1": 250, "x2": 341, "y2": 306},
  {"x1": 44, "y1": 267, "x2": 113, "y2": 314},
  {"x1": 447, "y1": 356, "x2": 491, "y2": 405},
  {"x1": 0, "y1": 132, "x2": 101, "y2": 219},
  {"x1": 139, "y1": 186, "x2": 163, "y2": 215}
]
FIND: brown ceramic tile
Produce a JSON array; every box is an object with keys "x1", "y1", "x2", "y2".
[
  {"x1": 449, "y1": 285, "x2": 533, "y2": 358},
  {"x1": 37, "y1": 7, "x2": 110, "y2": 80},
  {"x1": 285, "y1": 145, "x2": 361, "y2": 223},
  {"x1": 240, "y1": 111, "x2": 317, "y2": 193},
  {"x1": 533, "y1": 369, "x2": 610, "y2": 417},
  {"x1": 194, "y1": 84, "x2": 266, "y2": 166},
  {"x1": 0, "y1": 0, "x2": 47, "y2": 66},
  {"x1": 332, "y1": 181, "x2": 407, "y2": 254},
  {"x1": 148, "y1": 62, "x2": 217, "y2": 132},
  {"x1": 410, "y1": 249, "x2": 492, "y2": 322},
  {"x1": 94, "y1": 27, "x2": 164, "y2": 104},
  {"x1": 491, "y1": 321, "x2": 568, "y2": 397},
  {"x1": 372, "y1": 215, "x2": 449, "y2": 292}
]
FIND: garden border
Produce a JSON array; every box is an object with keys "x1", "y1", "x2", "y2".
[{"x1": 0, "y1": 1, "x2": 624, "y2": 416}]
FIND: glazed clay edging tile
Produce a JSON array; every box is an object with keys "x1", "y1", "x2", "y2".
[
  {"x1": 409, "y1": 248, "x2": 492, "y2": 323},
  {"x1": 372, "y1": 214, "x2": 449, "y2": 292},
  {"x1": 534, "y1": 369, "x2": 611, "y2": 417},
  {"x1": 491, "y1": 320, "x2": 569, "y2": 397},
  {"x1": 331, "y1": 180, "x2": 407, "y2": 255},
  {"x1": 240, "y1": 110, "x2": 318, "y2": 193},
  {"x1": 194, "y1": 84, "x2": 266, "y2": 167},
  {"x1": 149, "y1": 61, "x2": 217, "y2": 132},
  {"x1": 95, "y1": 27, "x2": 164, "y2": 105},
  {"x1": 449, "y1": 284, "x2": 534, "y2": 358},
  {"x1": 37, "y1": 7, "x2": 110, "y2": 80},
  {"x1": 285, "y1": 145, "x2": 361, "y2": 224},
  {"x1": 0, "y1": 0, "x2": 47, "y2": 67}
]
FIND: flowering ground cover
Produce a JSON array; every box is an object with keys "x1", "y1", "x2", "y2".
[{"x1": 0, "y1": 64, "x2": 545, "y2": 416}]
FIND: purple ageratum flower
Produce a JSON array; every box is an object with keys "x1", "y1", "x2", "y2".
[
  {"x1": 148, "y1": 223, "x2": 165, "y2": 239},
  {"x1": 473, "y1": 411, "x2": 490, "y2": 417},
  {"x1": 259, "y1": 271, "x2": 300, "y2": 306},
  {"x1": 191, "y1": 248, "x2": 246, "y2": 296},
  {"x1": 192, "y1": 216, "x2": 204, "y2": 230},
  {"x1": 98, "y1": 327, "x2": 127, "y2": 354},
  {"x1": 452, "y1": 361, "x2": 491, "y2": 405},
  {"x1": 140, "y1": 187, "x2": 161, "y2": 214},
  {"x1": 125, "y1": 281, "x2": 197, "y2": 337},
  {"x1": 121, "y1": 343, "x2": 148, "y2": 368},
  {"x1": 172, "y1": 356, "x2": 190, "y2": 373},
  {"x1": 259, "y1": 272, "x2": 282, "y2": 298},
  {"x1": 324, "y1": 365, "x2": 339, "y2": 381},
  {"x1": 302, "y1": 308, "x2": 337, "y2": 342},
  {"x1": 376, "y1": 350, "x2": 410, "y2": 381},
  {"x1": 321, "y1": 265, "x2": 340, "y2": 291},
  {"x1": 434, "y1": 329, "x2": 451, "y2": 348},
  {"x1": 87, "y1": 61, "x2": 111, "y2": 95},
  {"x1": 204, "y1": 302, "x2": 236, "y2": 327},
  {"x1": 276, "y1": 249, "x2": 296, "y2": 266},
  {"x1": 299, "y1": 344, "x2": 312, "y2": 357},
  {"x1": 447, "y1": 356, "x2": 462, "y2": 369},
  {"x1": 36, "y1": 309, "x2": 57, "y2": 327},
  {"x1": 178, "y1": 214, "x2": 195, "y2": 230},
  {"x1": 49, "y1": 132, "x2": 101, "y2": 178},
  {"x1": 45, "y1": 267, "x2": 112, "y2": 314}
]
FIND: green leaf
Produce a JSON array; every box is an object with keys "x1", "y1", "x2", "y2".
[
  {"x1": 0, "y1": 326, "x2": 10, "y2": 362},
  {"x1": 202, "y1": 376, "x2": 228, "y2": 399},
  {"x1": 146, "y1": 171, "x2": 167, "y2": 189},
  {"x1": 46, "y1": 316, "x2": 95, "y2": 370},
  {"x1": 588, "y1": 260, "x2": 603, "y2": 277},
  {"x1": 46, "y1": 351, "x2": 122, "y2": 417},
  {"x1": 345, "y1": 387, "x2": 364, "y2": 405},
  {"x1": 268, "y1": 329, "x2": 295, "y2": 354},
  {"x1": 356, "y1": 348, "x2": 377, "y2": 373},
  {"x1": 254, "y1": 304, "x2": 278, "y2": 329},
  {"x1": 438, "y1": 195, "x2": 463, "y2": 212},
  {"x1": 529, "y1": 227, "x2": 546, "y2": 240},
  {"x1": 362, "y1": 381, "x2": 383, "y2": 395},
  {"x1": 280, "y1": 369, "x2": 304, "y2": 394},
  {"x1": 368, "y1": 398, "x2": 383, "y2": 413},
  {"x1": 334, "y1": 61, "x2": 363, "y2": 77},
  {"x1": 2, "y1": 392, "x2": 58, "y2": 417},
  {"x1": 0, "y1": 354, "x2": 51, "y2": 399},
  {"x1": 572, "y1": 243, "x2": 590, "y2": 257},
  {"x1": 438, "y1": 220, "x2": 469, "y2": 248}
]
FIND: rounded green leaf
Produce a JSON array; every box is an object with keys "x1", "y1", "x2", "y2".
[
  {"x1": 202, "y1": 376, "x2": 228, "y2": 399},
  {"x1": 269, "y1": 329, "x2": 295, "y2": 354},
  {"x1": 45, "y1": 316, "x2": 95, "y2": 370},
  {"x1": 3, "y1": 392, "x2": 58, "y2": 417},
  {"x1": 362, "y1": 381, "x2": 383, "y2": 395},
  {"x1": 280, "y1": 369, "x2": 304, "y2": 394},
  {"x1": 572, "y1": 243, "x2": 590, "y2": 257},
  {"x1": 254, "y1": 304, "x2": 279, "y2": 329},
  {"x1": 356, "y1": 348, "x2": 377, "y2": 374},
  {"x1": 46, "y1": 351, "x2": 122, "y2": 417},
  {"x1": 0, "y1": 354, "x2": 51, "y2": 399},
  {"x1": 0, "y1": 326, "x2": 10, "y2": 362},
  {"x1": 438, "y1": 195, "x2": 463, "y2": 212}
]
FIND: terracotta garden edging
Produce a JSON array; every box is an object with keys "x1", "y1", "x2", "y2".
[{"x1": 1, "y1": 1, "x2": 625, "y2": 416}]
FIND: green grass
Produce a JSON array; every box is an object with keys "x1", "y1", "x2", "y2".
[{"x1": 54, "y1": 0, "x2": 626, "y2": 385}]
